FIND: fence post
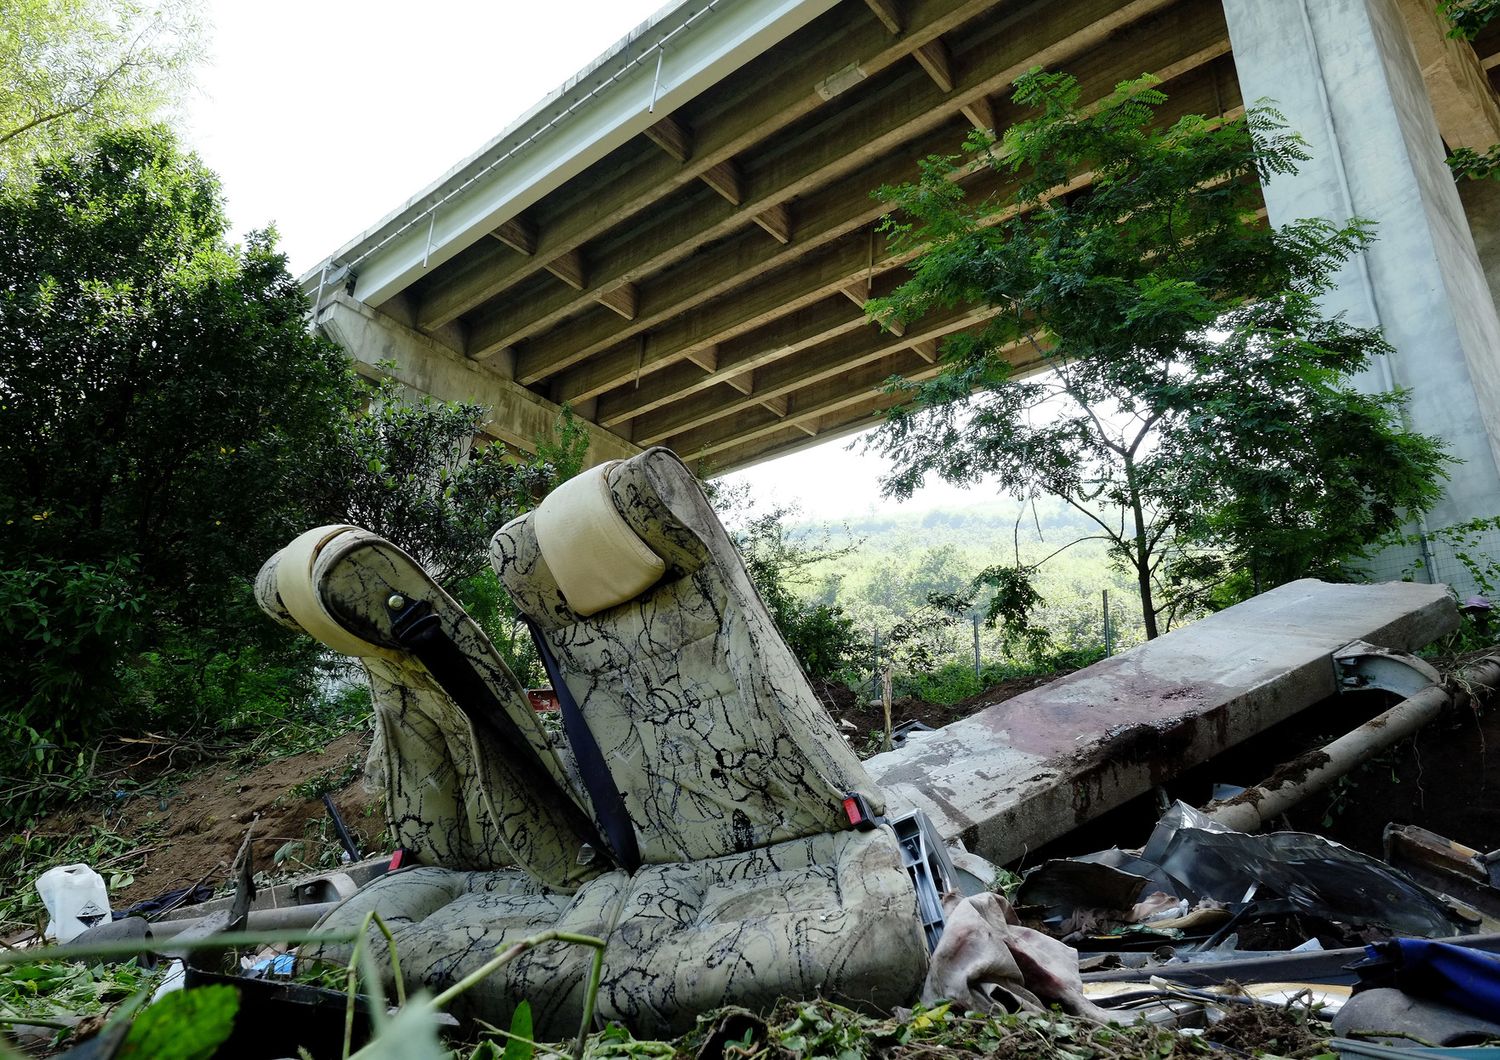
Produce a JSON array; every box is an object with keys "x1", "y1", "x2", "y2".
[
  {"x1": 1103, "y1": 589, "x2": 1113, "y2": 657},
  {"x1": 972, "y1": 614, "x2": 981, "y2": 680}
]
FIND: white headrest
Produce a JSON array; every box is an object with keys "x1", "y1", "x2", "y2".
[{"x1": 533, "y1": 462, "x2": 665, "y2": 618}]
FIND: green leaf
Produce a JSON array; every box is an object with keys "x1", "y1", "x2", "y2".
[
  {"x1": 117, "y1": 985, "x2": 240, "y2": 1060},
  {"x1": 348, "y1": 996, "x2": 448, "y2": 1060},
  {"x1": 502, "y1": 1000, "x2": 534, "y2": 1060}
]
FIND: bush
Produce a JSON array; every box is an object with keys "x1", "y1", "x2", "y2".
[
  {"x1": 896, "y1": 662, "x2": 983, "y2": 706},
  {"x1": 0, "y1": 557, "x2": 141, "y2": 777}
]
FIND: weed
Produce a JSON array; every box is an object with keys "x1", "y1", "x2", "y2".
[
  {"x1": 0, "y1": 959, "x2": 165, "y2": 1039},
  {"x1": 290, "y1": 753, "x2": 363, "y2": 802}
]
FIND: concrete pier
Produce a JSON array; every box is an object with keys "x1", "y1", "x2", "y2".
[{"x1": 1224, "y1": 0, "x2": 1500, "y2": 585}]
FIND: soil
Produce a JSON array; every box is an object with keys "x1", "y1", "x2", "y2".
[
  {"x1": 16, "y1": 667, "x2": 1062, "y2": 922},
  {"x1": 29, "y1": 728, "x2": 382, "y2": 913},
  {"x1": 815, "y1": 670, "x2": 1069, "y2": 746}
]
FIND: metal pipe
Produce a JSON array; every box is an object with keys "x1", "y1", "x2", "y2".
[
  {"x1": 1200, "y1": 657, "x2": 1500, "y2": 832},
  {"x1": 145, "y1": 902, "x2": 341, "y2": 940}
]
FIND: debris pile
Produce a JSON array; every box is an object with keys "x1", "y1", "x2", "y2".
[{"x1": 5, "y1": 454, "x2": 1500, "y2": 1056}]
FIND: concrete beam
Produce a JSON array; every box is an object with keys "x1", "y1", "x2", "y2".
[
  {"x1": 632, "y1": 298, "x2": 993, "y2": 442},
  {"x1": 336, "y1": 0, "x2": 846, "y2": 309},
  {"x1": 412, "y1": 0, "x2": 1006, "y2": 330},
  {"x1": 1395, "y1": 0, "x2": 1500, "y2": 151},
  {"x1": 501, "y1": 34, "x2": 1234, "y2": 380},
  {"x1": 699, "y1": 389, "x2": 899, "y2": 473},
  {"x1": 314, "y1": 293, "x2": 636, "y2": 469},
  {"x1": 660, "y1": 325, "x2": 1050, "y2": 458},
  {"x1": 463, "y1": 0, "x2": 1225, "y2": 362},
  {"x1": 644, "y1": 115, "x2": 692, "y2": 163},
  {"x1": 664, "y1": 347, "x2": 949, "y2": 457},
  {"x1": 598, "y1": 296, "x2": 875, "y2": 425},
  {"x1": 865, "y1": 579, "x2": 1459, "y2": 865}
]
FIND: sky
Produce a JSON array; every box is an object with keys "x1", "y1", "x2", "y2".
[{"x1": 182, "y1": 0, "x2": 1002, "y2": 519}]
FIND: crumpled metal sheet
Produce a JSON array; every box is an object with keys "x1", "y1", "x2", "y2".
[{"x1": 1148, "y1": 803, "x2": 1471, "y2": 939}]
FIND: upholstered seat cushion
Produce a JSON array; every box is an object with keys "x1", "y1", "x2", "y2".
[
  {"x1": 308, "y1": 829, "x2": 926, "y2": 1038},
  {"x1": 533, "y1": 461, "x2": 666, "y2": 617},
  {"x1": 257, "y1": 526, "x2": 603, "y2": 890}
]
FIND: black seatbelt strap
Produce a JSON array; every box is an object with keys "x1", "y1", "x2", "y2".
[
  {"x1": 525, "y1": 617, "x2": 642, "y2": 872},
  {"x1": 385, "y1": 598, "x2": 614, "y2": 866}
]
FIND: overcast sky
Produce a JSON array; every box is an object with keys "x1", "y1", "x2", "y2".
[{"x1": 182, "y1": 0, "x2": 1000, "y2": 519}]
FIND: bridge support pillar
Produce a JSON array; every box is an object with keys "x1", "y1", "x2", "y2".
[{"x1": 1224, "y1": 0, "x2": 1500, "y2": 585}]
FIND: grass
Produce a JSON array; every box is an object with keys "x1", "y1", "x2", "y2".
[{"x1": 1, "y1": 962, "x2": 1339, "y2": 1060}]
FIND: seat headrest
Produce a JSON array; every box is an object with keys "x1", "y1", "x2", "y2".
[{"x1": 533, "y1": 462, "x2": 666, "y2": 617}]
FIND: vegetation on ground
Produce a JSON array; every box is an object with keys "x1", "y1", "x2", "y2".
[
  {"x1": 867, "y1": 71, "x2": 1449, "y2": 640},
  {"x1": 1, "y1": 929, "x2": 1338, "y2": 1060}
]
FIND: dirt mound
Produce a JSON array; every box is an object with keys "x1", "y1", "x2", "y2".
[
  {"x1": 35, "y1": 729, "x2": 381, "y2": 911},
  {"x1": 817, "y1": 670, "x2": 1069, "y2": 748}
]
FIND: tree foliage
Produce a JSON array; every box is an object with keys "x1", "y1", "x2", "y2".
[
  {"x1": 0, "y1": 127, "x2": 359, "y2": 767},
  {"x1": 0, "y1": 127, "x2": 591, "y2": 792},
  {"x1": 321, "y1": 378, "x2": 590, "y2": 586},
  {"x1": 0, "y1": 0, "x2": 200, "y2": 177},
  {"x1": 868, "y1": 72, "x2": 1448, "y2": 638},
  {"x1": 714, "y1": 484, "x2": 861, "y2": 682},
  {"x1": 1437, "y1": 0, "x2": 1500, "y2": 40}
]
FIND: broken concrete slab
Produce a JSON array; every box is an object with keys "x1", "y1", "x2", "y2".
[{"x1": 867, "y1": 579, "x2": 1459, "y2": 866}]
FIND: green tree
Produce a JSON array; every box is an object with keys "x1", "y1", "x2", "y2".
[
  {"x1": 1438, "y1": 0, "x2": 1500, "y2": 40},
  {"x1": 714, "y1": 485, "x2": 861, "y2": 682},
  {"x1": 1, "y1": 0, "x2": 200, "y2": 176},
  {"x1": 321, "y1": 379, "x2": 589, "y2": 585},
  {"x1": 0, "y1": 127, "x2": 355, "y2": 766},
  {"x1": 868, "y1": 72, "x2": 1448, "y2": 638},
  {"x1": 318, "y1": 383, "x2": 591, "y2": 684}
]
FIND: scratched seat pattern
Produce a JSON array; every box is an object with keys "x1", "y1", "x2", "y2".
[
  {"x1": 305, "y1": 829, "x2": 925, "y2": 1038},
  {"x1": 490, "y1": 447, "x2": 883, "y2": 864},
  {"x1": 256, "y1": 527, "x2": 602, "y2": 891}
]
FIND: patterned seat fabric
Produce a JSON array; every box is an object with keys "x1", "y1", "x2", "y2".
[
  {"x1": 260, "y1": 464, "x2": 930, "y2": 1033},
  {"x1": 308, "y1": 829, "x2": 926, "y2": 1039},
  {"x1": 255, "y1": 526, "x2": 604, "y2": 891},
  {"x1": 491, "y1": 447, "x2": 883, "y2": 865}
]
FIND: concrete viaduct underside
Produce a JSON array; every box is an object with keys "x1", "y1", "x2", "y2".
[{"x1": 307, "y1": 0, "x2": 1500, "y2": 515}]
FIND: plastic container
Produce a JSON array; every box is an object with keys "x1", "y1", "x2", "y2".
[{"x1": 35, "y1": 863, "x2": 112, "y2": 942}]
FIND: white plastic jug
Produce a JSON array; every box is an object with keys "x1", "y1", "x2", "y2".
[{"x1": 35, "y1": 863, "x2": 112, "y2": 942}]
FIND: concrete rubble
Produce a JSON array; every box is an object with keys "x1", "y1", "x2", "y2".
[{"x1": 867, "y1": 578, "x2": 1460, "y2": 865}]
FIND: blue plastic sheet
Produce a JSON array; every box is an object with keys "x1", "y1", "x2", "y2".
[{"x1": 1364, "y1": 939, "x2": 1500, "y2": 1020}]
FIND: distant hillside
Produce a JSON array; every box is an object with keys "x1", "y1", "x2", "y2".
[{"x1": 783, "y1": 496, "x2": 1148, "y2": 670}]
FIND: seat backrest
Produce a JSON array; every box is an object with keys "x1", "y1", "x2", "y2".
[
  {"x1": 491, "y1": 447, "x2": 882, "y2": 865},
  {"x1": 256, "y1": 525, "x2": 605, "y2": 890}
]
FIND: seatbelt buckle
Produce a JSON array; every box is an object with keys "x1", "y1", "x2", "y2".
[
  {"x1": 890, "y1": 809, "x2": 959, "y2": 953},
  {"x1": 842, "y1": 792, "x2": 881, "y2": 830}
]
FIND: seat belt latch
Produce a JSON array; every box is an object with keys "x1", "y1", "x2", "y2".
[{"x1": 842, "y1": 792, "x2": 881, "y2": 830}]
